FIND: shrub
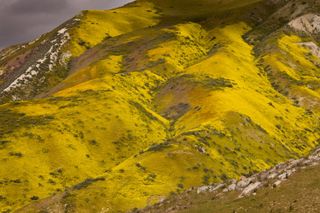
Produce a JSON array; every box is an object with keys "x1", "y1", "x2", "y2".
[
  {"x1": 8, "y1": 152, "x2": 23, "y2": 158},
  {"x1": 89, "y1": 140, "x2": 98, "y2": 146},
  {"x1": 30, "y1": 196, "x2": 39, "y2": 201},
  {"x1": 177, "y1": 183, "x2": 184, "y2": 189},
  {"x1": 145, "y1": 173, "x2": 157, "y2": 182},
  {"x1": 147, "y1": 142, "x2": 171, "y2": 152},
  {"x1": 202, "y1": 175, "x2": 210, "y2": 185}
]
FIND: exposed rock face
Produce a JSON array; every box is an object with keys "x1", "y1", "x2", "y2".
[
  {"x1": 289, "y1": 14, "x2": 320, "y2": 34},
  {"x1": 237, "y1": 177, "x2": 254, "y2": 189},
  {"x1": 0, "y1": 18, "x2": 78, "y2": 102},
  {"x1": 240, "y1": 182, "x2": 262, "y2": 197},
  {"x1": 196, "y1": 184, "x2": 225, "y2": 194},
  {"x1": 2, "y1": 28, "x2": 71, "y2": 94}
]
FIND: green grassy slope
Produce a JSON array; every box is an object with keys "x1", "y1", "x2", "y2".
[{"x1": 0, "y1": 0, "x2": 320, "y2": 212}]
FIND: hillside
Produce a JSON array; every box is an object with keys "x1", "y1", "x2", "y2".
[
  {"x1": 138, "y1": 150, "x2": 320, "y2": 213},
  {"x1": 1, "y1": 0, "x2": 320, "y2": 212}
]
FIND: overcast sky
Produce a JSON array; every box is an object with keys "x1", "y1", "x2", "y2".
[{"x1": 0, "y1": 0, "x2": 132, "y2": 49}]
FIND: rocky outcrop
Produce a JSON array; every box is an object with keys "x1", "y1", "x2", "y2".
[
  {"x1": 138, "y1": 147, "x2": 320, "y2": 213},
  {"x1": 2, "y1": 28, "x2": 71, "y2": 94},
  {"x1": 195, "y1": 147, "x2": 320, "y2": 198},
  {"x1": 0, "y1": 18, "x2": 79, "y2": 102},
  {"x1": 289, "y1": 14, "x2": 320, "y2": 34}
]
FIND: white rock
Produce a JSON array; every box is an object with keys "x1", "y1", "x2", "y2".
[
  {"x1": 58, "y1": 28, "x2": 68, "y2": 35},
  {"x1": 237, "y1": 178, "x2": 252, "y2": 188},
  {"x1": 227, "y1": 183, "x2": 237, "y2": 191},
  {"x1": 303, "y1": 159, "x2": 312, "y2": 166},
  {"x1": 286, "y1": 169, "x2": 296, "y2": 177},
  {"x1": 273, "y1": 180, "x2": 282, "y2": 187},
  {"x1": 209, "y1": 183, "x2": 225, "y2": 192},
  {"x1": 278, "y1": 172, "x2": 288, "y2": 180},
  {"x1": 197, "y1": 186, "x2": 210, "y2": 194},
  {"x1": 267, "y1": 173, "x2": 278, "y2": 179},
  {"x1": 289, "y1": 14, "x2": 320, "y2": 34},
  {"x1": 287, "y1": 159, "x2": 303, "y2": 168},
  {"x1": 240, "y1": 182, "x2": 262, "y2": 197},
  {"x1": 30, "y1": 70, "x2": 37, "y2": 76}
]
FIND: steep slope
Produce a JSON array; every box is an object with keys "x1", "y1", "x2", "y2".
[
  {"x1": 0, "y1": 1, "x2": 159, "y2": 102},
  {"x1": 0, "y1": 0, "x2": 320, "y2": 212},
  {"x1": 138, "y1": 151, "x2": 320, "y2": 213}
]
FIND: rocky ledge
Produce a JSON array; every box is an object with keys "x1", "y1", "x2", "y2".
[
  {"x1": 196, "y1": 147, "x2": 320, "y2": 197},
  {"x1": 137, "y1": 147, "x2": 320, "y2": 212}
]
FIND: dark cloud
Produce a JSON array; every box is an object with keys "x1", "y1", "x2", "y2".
[
  {"x1": 8, "y1": 0, "x2": 69, "y2": 14},
  {"x1": 0, "y1": 0, "x2": 132, "y2": 49}
]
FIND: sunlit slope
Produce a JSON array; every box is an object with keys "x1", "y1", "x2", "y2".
[
  {"x1": 67, "y1": 1, "x2": 159, "y2": 56},
  {"x1": 11, "y1": 23, "x2": 320, "y2": 213},
  {"x1": 1, "y1": 0, "x2": 320, "y2": 212},
  {"x1": 0, "y1": 71, "x2": 169, "y2": 212},
  {"x1": 259, "y1": 35, "x2": 320, "y2": 111},
  {"x1": 0, "y1": 0, "x2": 159, "y2": 102},
  {"x1": 46, "y1": 23, "x2": 319, "y2": 213}
]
